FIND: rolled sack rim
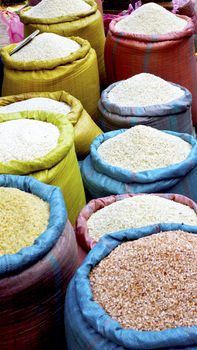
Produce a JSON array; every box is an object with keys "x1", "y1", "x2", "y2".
[
  {"x1": 0, "y1": 174, "x2": 67, "y2": 277},
  {"x1": 75, "y1": 192, "x2": 197, "y2": 251},
  {"x1": 100, "y1": 81, "x2": 192, "y2": 116},
  {"x1": 90, "y1": 129, "x2": 197, "y2": 183},
  {"x1": 0, "y1": 90, "x2": 84, "y2": 127},
  {"x1": 108, "y1": 15, "x2": 195, "y2": 42},
  {"x1": 0, "y1": 36, "x2": 91, "y2": 71},
  {"x1": 0, "y1": 110, "x2": 74, "y2": 174},
  {"x1": 19, "y1": 0, "x2": 97, "y2": 24},
  {"x1": 73, "y1": 224, "x2": 197, "y2": 349}
]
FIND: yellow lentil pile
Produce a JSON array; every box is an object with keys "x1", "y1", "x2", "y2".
[{"x1": 0, "y1": 187, "x2": 49, "y2": 255}]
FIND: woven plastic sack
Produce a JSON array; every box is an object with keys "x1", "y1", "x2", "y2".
[
  {"x1": 28, "y1": 0, "x2": 103, "y2": 14},
  {"x1": 173, "y1": 0, "x2": 197, "y2": 33},
  {"x1": 0, "y1": 91, "x2": 102, "y2": 157},
  {"x1": 20, "y1": 0, "x2": 106, "y2": 84},
  {"x1": 0, "y1": 175, "x2": 78, "y2": 350},
  {"x1": 1, "y1": 36, "x2": 100, "y2": 120},
  {"x1": 0, "y1": 111, "x2": 86, "y2": 224},
  {"x1": 76, "y1": 193, "x2": 197, "y2": 257},
  {"x1": 105, "y1": 15, "x2": 197, "y2": 125},
  {"x1": 80, "y1": 129, "x2": 197, "y2": 199},
  {"x1": 65, "y1": 224, "x2": 197, "y2": 350},
  {"x1": 98, "y1": 81, "x2": 193, "y2": 133}
]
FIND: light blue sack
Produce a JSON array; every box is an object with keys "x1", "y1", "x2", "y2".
[
  {"x1": 98, "y1": 81, "x2": 193, "y2": 134},
  {"x1": 65, "y1": 224, "x2": 197, "y2": 350},
  {"x1": 81, "y1": 129, "x2": 197, "y2": 199},
  {"x1": 0, "y1": 174, "x2": 66, "y2": 277}
]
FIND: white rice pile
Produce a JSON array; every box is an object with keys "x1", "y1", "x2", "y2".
[
  {"x1": 98, "y1": 125, "x2": 192, "y2": 172},
  {"x1": 116, "y1": 3, "x2": 187, "y2": 35},
  {"x1": 0, "y1": 98, "x2": 71, "y2": 115},
  {"x1": 108, "y1": 73, "x2": 184, "y2": 107},
  {"x1": 87, "y1": 195, "x2": 197, "y2": 241},
  {"x1": 12, "y1": 33, "x2": 81, "y2": 62},
  {"x1": 25, "y1": 0, "x2": 92, "y2": 19},
  {"x1": 0, "y1": 119, "x2": 60, "y2": 162}
]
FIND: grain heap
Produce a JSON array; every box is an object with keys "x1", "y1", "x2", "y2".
[
  {"x1": 0, "y1": 119, "x2": 59, "y2": 162},
  {"x1": 25, "y1": 0, "x2": 92, "y2": 18},
  {"x1": 11, "y1": 33, "x2": 81, "y2": 62},
  {"x1": 116, "y1": 3, "x2": 187, "y2": 35},
  {"x1": 90, "y1": 230, "x2": 197, "y2": 331},
  {"x1": 107, "y1": 73, "x2": 184, "y2": 107},
  {"x1": 98, "y1": 125, "x2": 192, "y2": 172},
  {"x1": 0, "y1": 187, "x2": 49, "y2": 255},
  {"x1": 0, "y1": 97, "x2": 71, "y2": 115},
  {"x1": 87, "y1": 195, "x2": 197, "y2": 240}
]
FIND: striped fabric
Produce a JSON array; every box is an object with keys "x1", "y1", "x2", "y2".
[{"x1": 105, "y1": 16, "x2": 197, "y2": 125}]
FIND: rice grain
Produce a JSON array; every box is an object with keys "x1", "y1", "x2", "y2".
[
  {"x1": 0, "y1": 119, "x2": 60, "y2": 162},
  {"x1": 116, "y1": 3, "x2": 187, "y2": 35},
  {"x1": 0, "y1": 97, "x2": 71, "y2": 115},
  {"x1": 108, "y1": 73, "x2": 184, "y2": 107},
  {"x1": 90, "y1": 230, "x2": 197, "y2": 331},
  {"x1": 98, "y1": 125, "x2": 191, "y2": 172},
  {"x1": 25, "y1": 0, "x2": 92, "y2": 19},
  {"x1": 0, "y1": 187, "x2": 49, "y2": 255},
  {"x1": 87, "y1": 195, "x2": 197, "y2": 240},
  {"x1": 12, "y1": 33, "x2": 81, "y2": 62}
]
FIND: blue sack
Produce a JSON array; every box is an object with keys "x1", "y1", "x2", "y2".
[
  {"x1": 0, "y1": 174, "x2": 66, "y2": 277},
  {"x1": 81, "y1": 129, "x2": 197, "y2": 199},
  {"x1": 65, "y1": 224, "x2": 197, "y2": 350},
  {"x1": 98, "y1": 81, "x2": 193, "y2": 134}
]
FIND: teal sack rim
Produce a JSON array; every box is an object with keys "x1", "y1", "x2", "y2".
[
  {"x1": 72, "y1": 224, "x2": 197, "y2": 349},
  {"x1": 90, "y1": 129, "x2": 197, "y2": 184},
  {"x1": 0, "y1": 174, "x2": 67, "y2": 277},
  {"x1": 100, "y1": 81, "x2": 192, "y2": 117}
]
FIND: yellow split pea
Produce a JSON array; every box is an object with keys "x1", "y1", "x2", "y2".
[{"x1": 0, "y1": 187, "x2": 49, "y2": 255}]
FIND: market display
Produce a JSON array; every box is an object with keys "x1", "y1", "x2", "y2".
[{"x1": 0, "y1": 0, "x2": 197, "y2": 349}]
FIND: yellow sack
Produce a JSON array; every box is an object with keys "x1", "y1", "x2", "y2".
[
  {"x1": 0, "y1": 111, "x2": 86, "y2": 224},
  {"x1": 0, "y1": 91, "x2": 102, "y2": 156},
  {"x1": 20, "y1": 0, "x2": 106, "y2": 84},
  {"x1": 1, "y1": 37, "x2": 100, "y2": 120}
]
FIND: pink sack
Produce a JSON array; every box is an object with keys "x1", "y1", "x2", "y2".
[
  {"x1": 0, "y1": 11, "x2": 24, "y2": 45},
  {"x1": 173, "y1": 0, "x2": 197, "y2": 32}
]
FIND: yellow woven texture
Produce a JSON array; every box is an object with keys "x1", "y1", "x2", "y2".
[
  {"x1": 1, "y1": 37, "x2": 100, "y2": 120},
  {"x1": 0, "y1": 111, "x2": 86, "y2": 224},
  {"x1": 20, "y1": 0, "x2": 106, "y2": 84},
  {"x1": 0, "y1": 91, "x2": 102, "y2": 156}
]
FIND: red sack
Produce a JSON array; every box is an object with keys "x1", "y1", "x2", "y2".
[
  {"x1": 105, "y1": 15, "x2": 197, "y2": 125},
  {"x1": 0, "y1": 220, "x2": 78, "y2": 350},
  {"x1": 76, "y1": 193, "x2": 197, "y2": 263}
]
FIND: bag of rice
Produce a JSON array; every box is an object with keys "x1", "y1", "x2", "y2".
[
  {"x1": 28, "y1": 0, "x2": 103, "y2": 14},
  {"x1": 76, "y1": 193, "x2": 197, "y2": 257},
  {"x1": 105, "y1": 3, "x2": 197, "y2": 125},
  {"x1": 98, "y1": 73, "x2": 193, "y2": 134},
  {"x1": 1, "y1": 33, "x2": 100, "y2": 119},
  {"x1": 0, "y1": 174, "x2": 78, "y2": 350},
  {"x1": 0, "y1": 90, "x2": 102, "y2": 156},
  {"x1": 0, "y1": 111, "x2": 86, "y2": 224},
  {"x1": 65, "y1": 225, "x2": 197, "y2": 350},
  {"x1": 20, "y1": 0, "x2": 105, "y2": 84},
  {"x1": 80, "y1": 125, "x2": 197, "y2": 201}
]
